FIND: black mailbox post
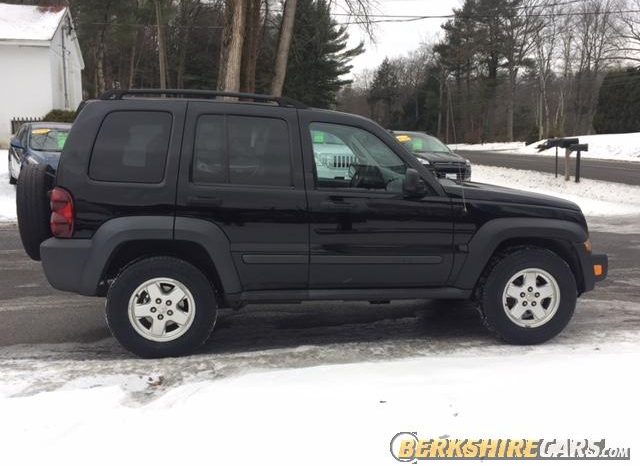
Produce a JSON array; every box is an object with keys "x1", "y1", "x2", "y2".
[
  {"x1": 569, "y1": 143, "x2": 589, "y2": 183},
  {"x1": 538, "y1": 137, "x2": 580, "y2": 179}
]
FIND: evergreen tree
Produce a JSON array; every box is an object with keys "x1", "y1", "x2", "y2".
[
  {"x1": 594, "y1": 68, "x2": 640, "y2": 134},
  {"x1": 282, "y1": 0, "x2": 364, "y2": 107},
  {"x1": 368, "y1": 58, "x2": 401, "y2": 128}
]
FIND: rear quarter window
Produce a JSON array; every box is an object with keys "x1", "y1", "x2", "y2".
[{"x1": 89, "y1": 111, "x2": 172, "y2": 183}]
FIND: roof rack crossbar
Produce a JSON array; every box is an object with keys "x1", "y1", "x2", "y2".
[{"x1": 98, "y1": 89, "x2": 307, "y2": 109}]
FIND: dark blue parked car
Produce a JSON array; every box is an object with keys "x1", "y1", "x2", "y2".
[{"x1": 8, "y1": 122, "x2": 72, "y2": 184}]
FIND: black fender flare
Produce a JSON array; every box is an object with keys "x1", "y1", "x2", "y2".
[
  {"x1": 452, "y1": 217, "x2": 588, "y2": 290},
  {"x1": 173, "y1": 217, "x2": 242, "y2": 294},
  {"x1": 83, "y1": 216, "x2": 240, "y2": 295}
]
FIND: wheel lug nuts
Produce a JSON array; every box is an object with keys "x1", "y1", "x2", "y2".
[
  {"x1": 532, "y1": 301, "x2": 537, "y2": 306},
  {"x1": 535, "y1": 292, "x2": 540, "y2": 298},
  {"x1": 157, "y1": 315, "x2": 164, "y2": 320},
  {"x1": 520, "y1": 292, "x2": 525, "y2": 298},
  {"x1": 166, "y1": 300, "x2": 172, "y2": 306},
  {"x1": 522, "y1": 301, "x2": 528, "y2": 306},
  {"x1": 167, "y1": 310, "x2": 173, "y2": 316},
  {"x1": 151, "y1": 307, "x2": 156, "y2": 313},
  {"x1": 528, "y1": 287, "x2": 533, "y2": 292},
  {"x1": 156, "y1": 298, "x2": 161, "y2": 304}
]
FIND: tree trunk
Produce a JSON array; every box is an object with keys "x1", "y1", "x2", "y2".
[
  {"x1": 96, "y1": 38, "x2": 106, "y2": 96},
  {"x1": 218, "y1": 0, "x2": 247, "y2": 92},
  {"x1": 154, "y1": 0, "x2": 168, "y2": 89},
  {"x1": 271, "y1": 0, "x2": 297, "y2": 96},
  {"x1": 240, "y1": 0, "x2": 262, "y2": 93},
  {"x1": 505, "y1": 69, "x2": 518, "y2": 142}
]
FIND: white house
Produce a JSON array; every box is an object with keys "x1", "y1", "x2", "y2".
[{"x1": 0, "y1": 3, "x2": 84, "y2": 146}]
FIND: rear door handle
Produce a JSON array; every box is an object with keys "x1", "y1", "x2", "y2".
[
  {"x1": 321, "y1": 200, "x2": 355, "y2": 213},
  {"x1": 186, "y1": 195, "x2": 223, "y2": 207}
]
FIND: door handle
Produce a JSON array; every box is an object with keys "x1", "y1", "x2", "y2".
[
  {"x1": 321, "y1": 200, "x2": 355, "y2": 213},
  {"x1": 186, "y1": 195, "x2": 223, "y2": 207}
]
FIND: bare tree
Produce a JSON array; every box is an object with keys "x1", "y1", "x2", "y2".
[
  {"x1": 218, "y1": 0, "x2": 247, "y2": 92},
  {"x1": 532, "y1": 0, "x2": 559, "y2": 139},
  {"x1": 271, "y1": 0, "x2": 297, "y2": 96},
  {"x1": 240, "y1": 0, "x2": 263, "y2": 93},
  {"x1": 571, "y1": 0, "x2": 621, "y2": 134},
  {"x1": 154, "y1": 0, "x2": 168, "y2": 89},
  {"x1": 503, "y1": 0, "x2": 544, "y2": 141}
]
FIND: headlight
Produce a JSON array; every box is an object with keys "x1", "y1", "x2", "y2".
[
  {"x1": 465, "y1": 159, "x2": 471, "y2": 166},
  {"x1": 27, "y1": 156, "x2": 41, "y2": 165},
  {"x1": 422, "y1": 160, "x2": 431, "y2": 166}
]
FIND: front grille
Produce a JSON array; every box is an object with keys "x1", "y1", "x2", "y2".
[{"x1": 333, "y1": 154, "x2": 354, "y2": 168}]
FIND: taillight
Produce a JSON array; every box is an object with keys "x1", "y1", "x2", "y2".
[{"x1": 50, "y1": 187, "x2": 74, "y2": 238}]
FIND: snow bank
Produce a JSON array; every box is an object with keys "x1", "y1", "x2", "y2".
[
  {"x1": 0, "y1": 338, "x2": 638, "y2": 466},
  {"x1": 451, "y1": 133, "x2": 640, "y2": 162},
  {"x1": 0, "y1": 151, "x2": 16, "y2": 222},
  {"x1": 450, "y1": 141, "x2": 527, "y2": 152},
  {"x1": 472, "y1": 165, "x2": 640, "y2": 217}
]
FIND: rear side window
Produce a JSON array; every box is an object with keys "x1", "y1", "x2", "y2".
[
  {"x1": 192, "y1": 115, "x2": 291, "y2": 187},
  {"x1": 90, "y1": 111, "x2": 172, "y2": 183}
]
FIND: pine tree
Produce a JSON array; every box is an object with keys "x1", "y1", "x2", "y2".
[
  {"x1": 282, "y1": 0, "x2": 364, "y2": 108},
  {"x1": 594, "y1": 68, "x2": 640, "y2": 134}
]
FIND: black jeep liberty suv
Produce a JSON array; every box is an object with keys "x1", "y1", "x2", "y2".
[{"x1": 16, "y1": 89, "x2": 608, "y2": 358}]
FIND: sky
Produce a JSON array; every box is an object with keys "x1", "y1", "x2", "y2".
[{"x1": 337, "y1": 0, "x2": 463, "y2": 77}]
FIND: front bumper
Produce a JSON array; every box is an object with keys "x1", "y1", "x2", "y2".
[
  {"x1": 424, "y1": 162, "x2": 471, "y2": 181},
  {"x1": 578, "y1": 250, "x2": 608, "y2": 293}
]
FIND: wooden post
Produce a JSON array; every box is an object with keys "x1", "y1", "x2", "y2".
[{"x1": 564, "y1": 148, "x2": 570, "y2": 181}]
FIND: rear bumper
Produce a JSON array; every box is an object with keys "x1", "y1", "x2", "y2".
[{"x1": 40, "y1": 237, "x2": 96, "y2": 295}]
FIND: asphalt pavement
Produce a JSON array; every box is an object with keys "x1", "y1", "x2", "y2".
[
  {"x1": 1, "y1": 217, "x2": 638, "y2": 352},
  {"x1": 458, "y1": 150, "x2": 640, "y2": 185}
]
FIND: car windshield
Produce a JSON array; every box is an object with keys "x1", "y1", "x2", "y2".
[
  {"x1": 29, "y1": 128, "x2": 69, "y2": 152},
  {"x1": 396, "y1": 133, "x2": 451, "y2": 154}
]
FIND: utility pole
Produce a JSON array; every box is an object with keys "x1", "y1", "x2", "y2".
[{"x1": 61, "y1": 15, "x2": 70, "y2": 109}]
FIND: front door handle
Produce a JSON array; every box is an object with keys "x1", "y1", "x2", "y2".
[{"x1": 321, "y1": 200, "x2": 355, "y2": 213}]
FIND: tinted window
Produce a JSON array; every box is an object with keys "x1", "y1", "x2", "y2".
[
  {"x1": 228, "y1": 116, "x2": 291, "y2": 186},
  {"x1": 193, "y1": 115, "x2": 225, "y2": 184},
  {"x1": 90, "y1": 111, "x2": 172, "y2": 183},
  {"x1": 310, "y1": 122, "x2": 408, "y2": 192},
  {"x1": 192, "y1": 115, "x2": 291, "y2": 187}
]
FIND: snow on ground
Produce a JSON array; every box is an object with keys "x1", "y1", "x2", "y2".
[
  {"x1": 0, "y1": 151, "x2": 16, "y2": 222},
  {"x1": 450, "y1": 141, "x2": 527, "y2": 152},
  {"x1": 451, "y1": 132, "x2": 640, "y2": 162},
  {"x1": 0, "y1": 335, "x2": 638, "y2": 465},
  {"x1": 472, "y1": 164, "x2": 640, "y2": 217}
]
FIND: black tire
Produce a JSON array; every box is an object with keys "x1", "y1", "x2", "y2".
[
  {"x1": 106, "y1": 256, "x2": 218, "y2": 358},
  {"x1": 476, "y1": 247, "x2": 577, "y2": 345},
  {"x1": 16, "y1": 164, "x2": 52, "y2": 260},
  {"x1": 8, "y1": 155, "x2": 17, "y2": 185}
]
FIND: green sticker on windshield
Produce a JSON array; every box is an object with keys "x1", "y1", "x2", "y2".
[
  {"x1": 312, "y1": 131, "x2": 325, "y2": 144},
  {"x1": 412, "y1": 139, "x2": 424, "y2": 151},
  {"x1": 57, "y1": 132, "x2": 68, "y2": 150}
]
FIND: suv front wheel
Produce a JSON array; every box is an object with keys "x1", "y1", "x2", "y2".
[
  {"x1": 106, "y1": 256, "x2": 218, "y2": 358},
  {"x1": 476, "y1": 247, "x2": 577, "y2": 345}
]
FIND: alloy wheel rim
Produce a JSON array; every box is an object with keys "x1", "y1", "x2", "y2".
[
  {"x1": 501, "y1": 268, "x2": 561, "y2": 328},
  {"x1": 127, "y1": 277, "x2": 195, "y2": 342}
]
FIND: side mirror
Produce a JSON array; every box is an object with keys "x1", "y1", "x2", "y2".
[
  {"x1": 10, "y1": 138, "x2": 23, "y2": 150},
  {"x1": 403, "y1": 168, "x2": 427, "y2": 197}
]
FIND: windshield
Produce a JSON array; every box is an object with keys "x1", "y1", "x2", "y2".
[
  {"x1": 29, "y1": 128, "x2": 69, "y2": 152},
  {"x1": 396, "y1": 133, "x2": 451, "y2": 154}
]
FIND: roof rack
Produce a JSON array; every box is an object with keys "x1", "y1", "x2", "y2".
[{"x1": 98, "y1": 89, "x2": 307, "y2": 109}]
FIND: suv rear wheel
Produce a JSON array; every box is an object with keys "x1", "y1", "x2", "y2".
[
  {"x1": 106, "y1": 256, "x2": 218, "y2": 358},
  {"x1": 476, "y1": 247, "x2": 577, "y2": 345}
]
